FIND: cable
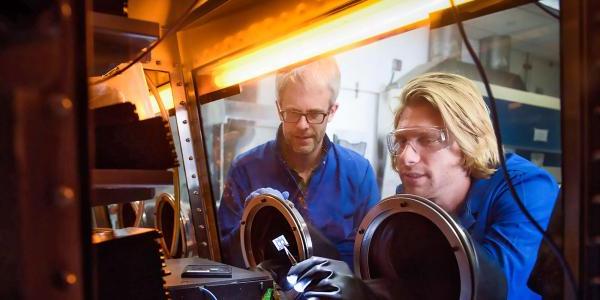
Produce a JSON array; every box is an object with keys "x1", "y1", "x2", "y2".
[
  {"x1": 448, "y1": 0, "x2": 578, "y2": 297},
  {"x1": 90, "y1": 0, "x2": 201, "y2": 86},
  {"x1": 145, "y1": 73, "x2": 170, "y2": 121},
  {"x1": 146, "y1": 73, "x2": 182, "y2": 257},
  {"x1": 199, "y1": 286, "x2": 218, "y2": 300},
  {"x1": 535, "y1": 1, "x2": 560, "y2": 20}
]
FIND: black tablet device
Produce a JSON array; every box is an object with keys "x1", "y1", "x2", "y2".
[{"x1": 181, "y1": 264, "x2": 233, "y2": 278}]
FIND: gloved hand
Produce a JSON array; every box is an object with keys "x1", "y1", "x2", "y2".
[
  {"x1": 286, "y1": 256, "x2": 376, "y2": 300},
  {"x1": 245, "y1": 187, "x2": 290, "y2": 202},
  {"x1": 255, "y1": 258, "x2": 293, "y2": 289}
]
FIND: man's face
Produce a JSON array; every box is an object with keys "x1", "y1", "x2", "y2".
[
  {"x1": 393, "y1": 100, "x2": 468, "y2": 210},
  {"x1": 278, "y1": 83, "x2": 337, "y2": 156}
]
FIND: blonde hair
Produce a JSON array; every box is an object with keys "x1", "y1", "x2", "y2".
[
  {"x1": 394, "y1": 72, "x2": 499, "y2": 178},
  {"x1": 276, "y1": 57, "x2": 340, "y2": 105}
]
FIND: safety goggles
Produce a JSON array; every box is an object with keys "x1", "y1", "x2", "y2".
[{"x1": 386, "y1": 127, "x2": 450, "y2": 155}]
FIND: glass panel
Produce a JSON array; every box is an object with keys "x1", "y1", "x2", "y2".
[
  {"x1": 200, "y1": 2, "x2": 562, "y2": 297},
  {"x1": 200, "y1": 78, "x2": 280, "y2": 207}
]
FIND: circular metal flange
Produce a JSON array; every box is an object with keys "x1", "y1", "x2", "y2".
[
  {"x1": 354, "y1": 194, "x2": 478, "y2": 300},
  {"x1": 155, "y1": 193, "x2": 190, "y2": 258},
  {"x1": 117, "y1": 201, "x2": 145, "y2": 228},
  {"x1": 240, "y1": 194, "x2": 313, "y2": 268}
]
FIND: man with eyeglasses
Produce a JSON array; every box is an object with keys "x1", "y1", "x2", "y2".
[
  {"x1": 287, "y1": 73, "x2": 558, "y2": 299},
  {"x1": 217, "y1": 58, "x2": 380, "y2": 271}
]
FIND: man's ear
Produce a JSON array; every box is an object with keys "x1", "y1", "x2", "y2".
[{"x1": 327, "y1": 102, "x2": 339, "y2": 122}]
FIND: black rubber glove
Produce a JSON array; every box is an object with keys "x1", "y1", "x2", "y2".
[
  {"x1": 472, "y1": 243, "x2": 507, "y2": 300},
  {"x1": 255, "y1": 258, "x2": 293, "y2": 289},
  {"x1": 286, "y1": 256, "x2": 376, "y2": 300}
]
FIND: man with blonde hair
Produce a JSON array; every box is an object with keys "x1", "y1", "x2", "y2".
[
  {"x1": 389, "y1": 72, "x2": 557, "y2": 299},
  {"x1": 289, "y1": 72, "x2": 558, "y2": 299},
  {"x1": 218, "y1": 58, "x2": 380, "y2": 270}
]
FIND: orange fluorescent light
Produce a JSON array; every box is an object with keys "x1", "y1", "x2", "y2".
[{"x1": 208, "y1": 0, "x2": 471, "y2": 89}]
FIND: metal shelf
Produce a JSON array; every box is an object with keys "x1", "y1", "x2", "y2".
[
  {"x1": 92, "y1": 169, "x2": 173, "y2": 188},
  {"x1": 92, "y1": 187, "x2": 156, "y2": 207},
  {"x1": 92, "y1": 12, "x2": 159, "y2": 38},
  {"x1": 91, "y1": 12, "x2": 160, "y2": 75}
]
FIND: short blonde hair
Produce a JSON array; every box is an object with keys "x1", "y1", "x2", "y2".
[
  {"x1": 394, "y1": 72, "x2": 499, "y2": 179},
  {"x1": 276, "y1": 57, "x2": 340, "y2": 105}
]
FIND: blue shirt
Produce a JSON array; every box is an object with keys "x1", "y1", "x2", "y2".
[
  {"x1": 218, "y1": 132, "x2": 380, "y2": 269},
  {"x1": 399, "y1": 153, "x2": 557, "y2": 299}
]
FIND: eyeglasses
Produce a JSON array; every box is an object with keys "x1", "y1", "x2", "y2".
[
  {"x1": 277, "y1": 102, "x2": 332, "y2": 124},
  {"x1": 386, "y1": 127, "x2": 450, "y2": 155},
  {"x1": 279, "y1": 110, "x2": 331, "y2": 124}
]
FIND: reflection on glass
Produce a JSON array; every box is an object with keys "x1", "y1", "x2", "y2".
[
  {"x1": 202, "y1": 2, "x2": 560, "y2": 201},
  {"x1": 201, "y1": 2, "x2": 561, "y2": 297},
  {"x1": 201, "y1": 78, "x2": 280, "y2": 206}
]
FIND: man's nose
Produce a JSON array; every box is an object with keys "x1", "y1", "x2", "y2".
[
  {"x1": 397, "y1": 142, "x2": 421, "y2": 166},
  {"x1": 295, "y1": 115, "x2": 310, "y2": 130}
]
